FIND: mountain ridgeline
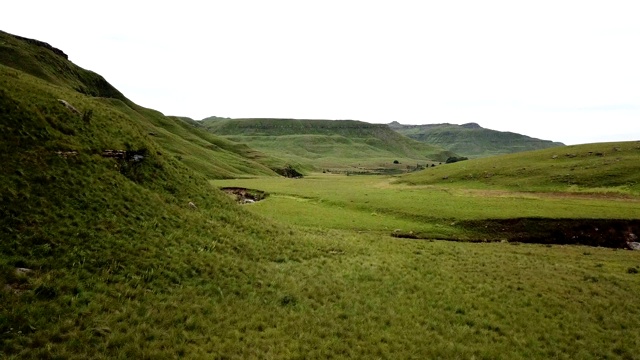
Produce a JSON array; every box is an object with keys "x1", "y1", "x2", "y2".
[
  {"x1": 389, "y1": 121, "x2": 565, "y2": 158},
  {"x1": 200, "y1": 117, "x2": 456, "y2": 171}
]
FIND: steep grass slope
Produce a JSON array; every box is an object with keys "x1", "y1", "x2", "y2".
[
  {"x1": 389, "y1": 121, "x2": 564, "y2": 158},
  {"x1": 201, "y1": 117, "x2": 456, "y2": 170},
  {"x1": 400, "y1": 142, "x2": 640, "y2": 193},
  {"x1": 0, "y1": 30, "x2": 278, "y2": 179},
  {"x1": 0, "y1": 31, "x2": 303, "y2": 357},
  {"x1": 0, "y1": 31, "x2": 132, "y2": 107}
]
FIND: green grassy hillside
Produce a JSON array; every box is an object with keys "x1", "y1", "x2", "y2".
[
  {"x1": 0, "y1": 30, "x2": 278, "y2": 180},
  {"x1": 389, "y1": 121, "x2": 565, "y2": 158},
  {"x1": 399, "y1": 141, "x2": 640, "y2": 193},
  {"x1": 201, "y1": 117, "x2": 456, "y2": 171},
  {"x1": 0, "y1": 31, "x2": 132, "y2": 107},
  {"x1": 0, "y1": 32, "x2": 315, "y2": 357}
]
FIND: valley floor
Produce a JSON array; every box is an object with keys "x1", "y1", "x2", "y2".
[
  {"x1": 189, "y1": 173, "x2": 640, "y2": 359},
  {"x1": 212, "y1": 174, "x2": 640, "y2": 243}
]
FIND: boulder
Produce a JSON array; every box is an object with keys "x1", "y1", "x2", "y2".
[{"x1": 628, "y1": 242, "x2": 640, "y2": 251}]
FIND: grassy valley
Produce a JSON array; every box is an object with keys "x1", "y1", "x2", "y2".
[
  {"x1": 2, "y1": 30, "x2": 640, "y2": 359},
  {"x1": 201, "y1": 117, "x2": 456, "y2": 173},
  {"x1": 213, "y1": 142, "x2": 639, "y2": 246},
  {"x1": 210, "y1": 144, "x2": 640, "y2": 358},
  {"x1": 389, "y1": 121, "x2": 565, "y2": 158}
]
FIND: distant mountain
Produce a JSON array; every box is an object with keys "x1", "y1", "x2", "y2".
[
  {"x1": 200, "y1": 118, "x2": 456, "y2": 171},
  {"x1": 388, "y1": 121, "x2": 564, "y2": 158}
]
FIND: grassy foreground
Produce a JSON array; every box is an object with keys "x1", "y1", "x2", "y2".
[{"x1": 210, "y1": 175, "x2": 640, "y2": 359}]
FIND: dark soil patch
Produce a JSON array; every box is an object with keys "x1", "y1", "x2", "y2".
[
  {"x1": 221, "y1": 187, "x2": 268, "y2": 204},
  {"x1": 274, "y1": 165, "x2": 303, "y2": 178},
  {"x1": 464, "y1": 218, "x2": 640, "y2": 249},
  {"x1": 393, "y1": 218, "x2": 640, "y2": 249}
]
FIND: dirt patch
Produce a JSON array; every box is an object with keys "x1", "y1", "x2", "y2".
[
  {"x1": 463, "y1": 218, "x2": 640, "y2": 249},
  {"x1": 393, "y1": 218, "x2": 640, "y2": 249},
  {"x1": 221, "y1": 187, "x2": 268, "y2": 204},
  {"x1": 274, "y1": 165, "x2": 303, "y2": 178}
]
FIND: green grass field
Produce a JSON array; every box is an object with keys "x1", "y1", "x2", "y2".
[
  {"x1": 210, "y1": 173, "x2": 640, "y2": 358},
  {"x1": 212, "y1": 174, "x2": 640, "y2": 239},
  {"x1": 3, "y1": 30, "x2": 640, "y2": 359},
  {"x1": 400, "y1": 142, "x2": 640, "y2": 194}
]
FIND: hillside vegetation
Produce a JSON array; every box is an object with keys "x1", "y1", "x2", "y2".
[
  {"x1": 201, "y1": 117, "x2": 456, "y2": 172},
  {"x1": 389, "y1": 121, "x2": 564, "y2": 158},
  {"x1": 0, "y1": 31, "x2": 279, "y2": 180},
  {"x1": 0, "y1": 31, "x2": 309, "y2": 357},
  {"x1": 399, "y1": 142, "x2": 640, "y2": 193}
]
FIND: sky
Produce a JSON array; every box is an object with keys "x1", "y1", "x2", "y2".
[{"x1": 2, "y1": 0, "x2": 639, "y2": 145}]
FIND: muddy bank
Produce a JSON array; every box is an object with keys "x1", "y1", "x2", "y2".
[
  {"x1": 395, "y1": 218, "x2": 640, "y2": 249},
  {"x1": 468, "y1": 218, "x2": 640, "y2": 249},
  {"x1": 221, "y1": 187, "x2": 268, "y2": 204}
]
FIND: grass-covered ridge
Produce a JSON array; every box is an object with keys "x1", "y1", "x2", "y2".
[
  {"x1": 399, "y1": 141, "x2": 640, "y2": 193},
  {"x1": 0, "y1": 30, "x2": 132, "y2": 106},
  {"x1": 0, "y1": 31, "x2": 279, "y2": 179},
  {"x1": 201, "y1": 117, "x2": 456, "y2": 171},
  {"x1": 389, "y1": 121, "x2": 565, "y2": 158}
]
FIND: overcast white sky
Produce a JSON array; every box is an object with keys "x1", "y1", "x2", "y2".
[{"x1": 2, "y1": 1, "x2": 639, "y2": 144}]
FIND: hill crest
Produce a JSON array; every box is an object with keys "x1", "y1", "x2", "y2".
[
  {"x1": 202, "y1": 118, "x2": 387, "y2": 136},
  {"x1": 400, "y1": 141, "x2": 640, "y2": 192},
  {"x1": 389, "y1": 121, "x2": 564, "y2": 158},
  {"x1": 200, "y1": 117, "x2": 457, "y2": 170}
]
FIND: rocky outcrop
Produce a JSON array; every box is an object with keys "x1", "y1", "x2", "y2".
[
  {"x1": 460, "y1": 122, "x2": 481, "y2": 129},
  {"x1": 57, "y1": 99, "x2": 80, "y2": 114},
  {"x1": 274, "y1": 165, "x2": 303, "y2": 178},
  {"x1": 102, "y1": 149, "x2": 147, "y2": 162},
  {"x1": 10, "y1": 33, "x2": 68, "y2": 59},
  {"x1": 221, "y1": 187, "x2": 268, "y2": 204}
]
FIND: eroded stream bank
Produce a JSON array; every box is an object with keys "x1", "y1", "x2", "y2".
[
  {"x1": 221, "y1": 187, "x2": 268, "y2": 204},
  {"x1": 396, "y1": 218, "x2": 640, "y2": 249},
  {"x1": 468, "y1": 218, "x2": 640, "y2": 249}
]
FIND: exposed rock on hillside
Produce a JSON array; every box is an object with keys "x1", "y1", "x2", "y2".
[{"x1": 10, "y1": 33, "x2": 68, "y2": 59}]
